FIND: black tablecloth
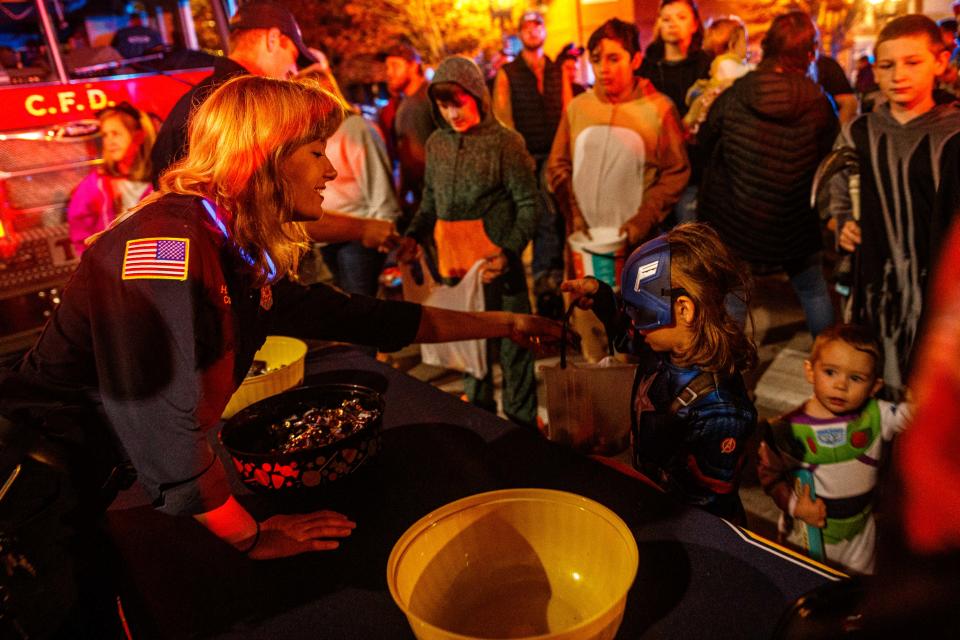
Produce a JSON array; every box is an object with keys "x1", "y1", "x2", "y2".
[{"x1": 107, "y1": 346, "x2": 841, "y2": 639}]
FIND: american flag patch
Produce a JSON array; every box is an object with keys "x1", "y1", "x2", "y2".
[{"x1": 122, "y1": 238, "x2": 190, "y2": 280}]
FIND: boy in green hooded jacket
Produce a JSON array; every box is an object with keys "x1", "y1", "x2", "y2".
[{"x1": 400, "y1": 56, "x2": 541, "y2": 427}]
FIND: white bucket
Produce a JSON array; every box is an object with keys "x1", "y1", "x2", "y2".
[{"x1": 568, "y1": 228, "x2": 627, "y2": 288}]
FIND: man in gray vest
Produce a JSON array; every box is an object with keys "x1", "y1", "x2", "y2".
[{"x1": 493, "y1": 10, "x2": 569, "y2": 319}]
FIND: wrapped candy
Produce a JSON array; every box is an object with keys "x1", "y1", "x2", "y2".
[{"x1": 268, "y1": 398, "x2": 380, "y2": 453}]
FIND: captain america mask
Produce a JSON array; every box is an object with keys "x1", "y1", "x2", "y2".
[{"x1": 620, "y1": 234, "x2": 687, "y2": 330}]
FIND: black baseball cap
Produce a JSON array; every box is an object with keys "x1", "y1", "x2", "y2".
[
  {"x1": 229, "y1": 1, "x2": 316, "y2": 68},
  {"x1": 558, "y1": 43, "x2": 584, "y2": 62}
]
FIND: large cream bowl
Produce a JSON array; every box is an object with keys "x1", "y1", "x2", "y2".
[{"x1": 387, "y1": 489, "x2": 639, "y2": 640}]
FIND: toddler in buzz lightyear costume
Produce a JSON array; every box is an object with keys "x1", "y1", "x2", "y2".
[{"x1": 757, "y1": 324, "x2": 913, "y2": 574}]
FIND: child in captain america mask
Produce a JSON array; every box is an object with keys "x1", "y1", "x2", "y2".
[{"x1": 561, "y1": 222, "x2": 758, "y2": 522}]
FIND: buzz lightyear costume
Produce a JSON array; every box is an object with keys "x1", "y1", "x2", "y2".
[{"x1": 763, "y1": 399, "x2": 910, "y2": 574}]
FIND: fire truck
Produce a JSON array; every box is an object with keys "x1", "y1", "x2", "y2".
[{"x1": 0, "y1": 0, "x2": 236, "y2": 354}]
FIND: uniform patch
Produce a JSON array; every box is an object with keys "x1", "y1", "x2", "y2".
[
  {"x1": 260, "y1": 285, "x2": 273, "y2": 311},
  {"x1": 720, "y1": 437, "x2": 737, "y2": 454},
  {"x1": 122, "y1": 238, "x2": 189, "y2": 280},
  {"x1": 814, "y1": 427, "x2": 846, "y2": 448}
]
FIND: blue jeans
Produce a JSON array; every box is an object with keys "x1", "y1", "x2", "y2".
[
  {"x1": 727, "y1": 252, "x2": 835, "y2": 337},
  {"x1": 320, "y1": 241, "x2": 384, "y2": 298},
  {"x1": 531, "y1": 159, "x2": 564, "y2": 277}
]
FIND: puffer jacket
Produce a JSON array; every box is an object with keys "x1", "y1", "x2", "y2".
[{"x1": 697, "y1": 69, "x2": 838, "y2": 264}]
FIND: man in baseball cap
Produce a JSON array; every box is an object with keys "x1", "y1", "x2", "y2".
[
  {"x1": 229, "y1": 1, "x2": 317, "y2": 69},
  {"x1": 378, "y1": 40, "x2": 435, "y2": 226},
  {"x1": 492, "y1": 7, "x2": 570, "y2": 319},
  {"x1": 151, "y1": 1, "x2": 316, "y2": 181},
  {"x1": 518, "y1": 10, "x2": 544, "y2": 26}
]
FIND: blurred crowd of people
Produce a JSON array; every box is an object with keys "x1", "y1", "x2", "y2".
[{"x1": 54, "y1": 0, "x2": 960, "y2": 601}]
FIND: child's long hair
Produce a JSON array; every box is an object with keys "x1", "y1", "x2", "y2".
[
  {"x1": 703, "y1": 16, "x2": 746, "y2": 58},
  {"x1": 98, "y1": 102, "x2": 157, "y2": 181},
  {"x1": 668, "y1": 223, "x2": 757, "y2": 373},
  {"x1": 96, "y1": 76, "x2": 344, "y2": 287}
]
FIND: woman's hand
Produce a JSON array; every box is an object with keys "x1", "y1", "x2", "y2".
[
  {"x1": 360, "y1": 219, "x2": 400, "y2": 253},
  {"x1": 247, "y1": 510, "x2": 357, "y2": 560},
  {"x1": 480, "y1": 251, "x2": 508, "y2": 284},
  {"x1": 508, "y1": 313, "x2": 564, "y2": 351},
  {"x1": 560, "y1": 278, "x2": 600, "y2": 310},
  {"x1": 839, "y1": 220, "x2": 862, "y2": 253},
  {"x1": 793, "y1": 484, "x2": 826, "y2": 529}
]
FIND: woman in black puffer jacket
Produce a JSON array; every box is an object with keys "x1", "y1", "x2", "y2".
[{"x1": 698, "y1": 11, "x2": 838, "y2": 336}]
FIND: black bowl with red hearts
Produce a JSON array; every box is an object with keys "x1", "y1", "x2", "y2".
[{"x1": 220, "y1": 384, "x2": 384, "y2": 493}]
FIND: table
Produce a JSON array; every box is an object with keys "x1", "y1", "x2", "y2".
[{"x1": 106, "y1": 346, "x2": 844, "y2": 639}]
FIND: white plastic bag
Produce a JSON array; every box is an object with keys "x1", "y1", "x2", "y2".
[{"x1": 419, "y1": 260, "x2": 488, "y2": 379}]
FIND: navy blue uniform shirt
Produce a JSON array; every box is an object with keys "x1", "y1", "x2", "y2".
[{"x1": 0, "y1": 194, "x2": 421, "y2": 516}]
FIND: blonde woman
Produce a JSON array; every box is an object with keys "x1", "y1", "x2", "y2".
[
  {"x1": 67, "y1": 102, "x2": 157, "y2": 255},
  {"x1": 0, "y1": 77, "x2": 560, "y2": 571}
]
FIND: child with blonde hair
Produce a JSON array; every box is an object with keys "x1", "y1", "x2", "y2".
[
  {"x1": 758, "y1": 324, "x2": 912, "y2": 574},
  {"x1": 563, "y1": 222, "x2": 758, "y2": 523},
  {"x1": 684, "y1": 16, "x2": 751, "y2": 135}
]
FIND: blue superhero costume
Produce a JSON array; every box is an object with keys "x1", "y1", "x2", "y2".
[{"x1": 588, "y1": 235, "x2": 757, "y2": 523}]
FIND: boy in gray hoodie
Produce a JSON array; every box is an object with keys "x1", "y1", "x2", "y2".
[{"x1": 402, "y1": 56, "x2": 541, "y2": 427}]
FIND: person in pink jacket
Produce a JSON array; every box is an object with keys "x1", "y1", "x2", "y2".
[{"x1": 67, "y1": 102, "x2": 157, "y2": 255}]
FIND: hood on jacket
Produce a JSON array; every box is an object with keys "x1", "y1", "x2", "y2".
[
  {"x1": 732, "y1": 69, "x2": 829, "y2": 123},
  {"x1": 427, "y1": 56, "x2": 496, "y2": 132}
]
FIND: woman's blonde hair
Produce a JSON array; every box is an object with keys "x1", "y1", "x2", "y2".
[
  {"x1": 98, "y1": 103, "x2": 157, "y2": 181},
  {"x1": 703, "y1": 16, "x2": 746, "y2": 57},
  {"x1": 298, "y1": 66, "x2": 360, "y2": 116},
  {"x1": 124, "y1": 76, "x2": 344, "y2": 286},
  {"x1": 668, "y1": 223, "x2": 757, "y2": 373}
]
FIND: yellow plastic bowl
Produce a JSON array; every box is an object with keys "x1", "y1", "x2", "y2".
[
  {"x1": 221, "y1": 336, "x2": 308, "y2": 419},
  {"x1": 387, "y1": 489, "x2": 638, "y2": 640}
]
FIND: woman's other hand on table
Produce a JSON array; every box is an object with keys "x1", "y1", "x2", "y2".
[{"x1": 248, "y1": 510, "x2": 357, "y2": 559}]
